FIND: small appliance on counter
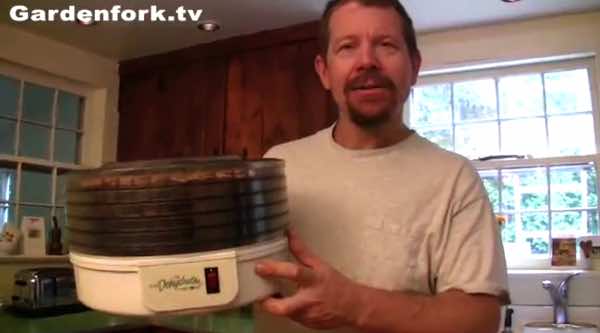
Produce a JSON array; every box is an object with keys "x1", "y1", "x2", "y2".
[
  {"x1": 10, "y1": 267, "x2": 87, "y2": 316},
  {"x1": 20, "y1": 216, "x2": 46, "y2": 256},
  {"x1": 65, "y1": 157, "x2": 289, "y2": 316}
]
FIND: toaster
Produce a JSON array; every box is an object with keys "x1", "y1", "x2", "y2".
[{"x1": 11, "y1": 267, "x2": 84, "y2": 314}]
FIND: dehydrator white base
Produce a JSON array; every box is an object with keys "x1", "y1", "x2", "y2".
[{"x1": 70, "y1": 237, "x2": 288, "y2": 316}]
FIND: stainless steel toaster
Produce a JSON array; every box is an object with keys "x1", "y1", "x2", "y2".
[{"x1": 12, "y1": 267, "x2": 80, "y2": 312}]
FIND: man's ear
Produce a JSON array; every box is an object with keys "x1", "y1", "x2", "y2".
[
  {"x1": 314, "y1": 53, "x2": 331, "y2": 90},
  {"x1": 410, "y1": 51, "x2": 422, "y2": 85}
]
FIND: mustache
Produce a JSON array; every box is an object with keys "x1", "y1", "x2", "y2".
[{"x1": 344, "y1": 69, "x2": 396, "y2": 92}]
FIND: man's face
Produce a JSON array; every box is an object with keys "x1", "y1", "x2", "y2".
[{"x1": 315, "y1": 2, "x2": 421, "y2": 127}]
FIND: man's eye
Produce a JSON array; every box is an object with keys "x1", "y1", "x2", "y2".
[
  {"x1": 338, "y1": 44, "x2": 354, "y2": 51},
  {"x1": 381, "y1": 42, "x2": 397, "y2": 49}
]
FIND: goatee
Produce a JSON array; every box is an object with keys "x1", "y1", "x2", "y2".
[
  {"x1": 344, "y1": 68, "x2": 397, "y2": 129},
  {"x1": 347, "y1": 104, "x2": 393, "y2": 128}
]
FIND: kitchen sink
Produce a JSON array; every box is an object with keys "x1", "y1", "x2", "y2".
[{"x1": 524, "y1": 322, "x2": 599, "y2": 333}]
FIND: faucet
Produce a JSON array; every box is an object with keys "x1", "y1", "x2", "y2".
[{"x1": 541, "y1": 273, "x2": 580, "y2": 325}]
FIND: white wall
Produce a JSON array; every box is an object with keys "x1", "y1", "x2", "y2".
[
  {"x1": 0, "y1": 23, "x2": 119, "y2": 166},
  {"x1": 418, "y1": 11, "x2": 600, "y2": 74}
]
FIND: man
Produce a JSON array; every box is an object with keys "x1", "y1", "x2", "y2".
[{"x1": 254, "y1": 1, "x2": 509, "y2": 332}]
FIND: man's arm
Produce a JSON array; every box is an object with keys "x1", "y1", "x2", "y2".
[
  {"x1": 350, "y1": 286, "x2": 500, "y2": 333},
  {"x1": 255, "y1": 229, "x2": 502, "y2": 333}
]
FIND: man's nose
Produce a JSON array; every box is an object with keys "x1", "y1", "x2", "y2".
[{"x1": 356, "y1": 44, "x2": 380, "y2": 70}]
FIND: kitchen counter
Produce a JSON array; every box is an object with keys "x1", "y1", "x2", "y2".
[
  {"x1": 0, "y1": 309, "x2": 147, "y2": 333},
  {"x1": 0, "y1": 307, "x2": 254, "y2": 333}
]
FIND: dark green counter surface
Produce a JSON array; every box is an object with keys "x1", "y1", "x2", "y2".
[
  {"x1": 0, "y1": 309, "x2": 146, "y2": 333},
  {"x1": 0, "y1": 307, "x2": 253, "y2": 333}
]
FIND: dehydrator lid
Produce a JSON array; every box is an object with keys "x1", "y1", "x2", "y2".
[{"x1": 66, "y1": 157, "x2": 285, "y2": 191}]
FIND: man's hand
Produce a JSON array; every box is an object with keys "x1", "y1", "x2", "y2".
[{"x1": 255, "y1": 228, "x2": 359, "y2": 330}]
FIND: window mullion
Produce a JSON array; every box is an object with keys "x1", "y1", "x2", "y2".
[
  {"x1": 49, "y1": 89, "x2": 58, "y2": 223},
  {"x1": 51, "y1": 167, "x2": 57, "y2": 222},
  {"x1": 496, "y1": 77, "x2": 502, "y2": 154},
  {"x1": 580, "y1": 169, "x2": 588, "y2": 234},
  {"x1": 588, "y1": 65, "x2": 600, "y2": 154},
  {"x1": 514, "y1": 175, "x2": 523, "y2": 246},
  {"x1": 50, "y1": 89, "x2": 58, "y2": 163},
  {"x1": 15, "y1": 162, "x2": 21, "y2": 224},
  {"x1": 451, "y1": 83, "x2": 456, "y2": 152},
  {"x1": 498, "y1": 169, "x2": 503, "y2": 215},
  {"x1": 541, "y1": 72, "x2": 551, "y2": 157},
  {"x1": 14, "y1": 80, "x2": 24, "y2": 156},
  {"x1": 596, "y1": 159, "x2": 600, "y2": 234},
  {"x1": 473, "y1": 154, "x2": 598, "y2": 170},
  {"x1": 546, "y1": 165, "x2": 553, "y2": 248}
]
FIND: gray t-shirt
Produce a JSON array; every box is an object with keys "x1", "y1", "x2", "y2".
[{"x1": 254, "y1": 125, "x2": 509, "y2": 333}]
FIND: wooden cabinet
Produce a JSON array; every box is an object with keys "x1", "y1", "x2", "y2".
[
  {"x1": 118, "y1": 58, "x2": 228, "y2": 161},
  {"x1": 225, "y1": 40, "x2": 335, "y2": 159},
  {"x1": 117, "y1": 22, "x2": 335, "y2": 161}
]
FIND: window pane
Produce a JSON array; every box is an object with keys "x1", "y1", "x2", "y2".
[
  {"x1": 499, "y1": 74, "x2": 544, "y2": 119},
  {"x1": 500, "y1": 118, "x2": 547, "y2": 156},
  {"x1": 0, "y1": 118, "x2": 16, "y2": 155},
  {"x1": 20, "y1": 123, "x2": 50, "y2": 159},
  {"x1": 19, "y1": 205, "x2": 51, "y2": 227},
  {"x1": 552, "y1": 211, "x2": 586, "y2": 237},
  {"x1": 550, "y1": 165, "x2": 596, "y2": 210},
  {"x1": 54, "y1": 206, "x2": 69, "y2": 248},
  {"x1": 548, "y1": 113, "x2": 595, "y2": 156},
  {"x1": 0, "y1": 75, "x2": 19, "y2": 118},
  {"x1": 525, "y1": 237, "x2": 550, "y2": 255},
  {"x1": 411, "y1": 84, "x2": 452, "y2": 126},
  {"x1": 453, "y1": 79, "x2": 497, "y2": 123},
  {"x1": 545, "y1": 69, "x2": 592, "y2": 115},
  {"x1": 0, "y1": 203, "x2": 16, "y2": 226},
  {"x1": 56, "y1": 172, "x2": 67, "y2": 206},
  {"x1": 501, "y1": 213, "x2": 516, "y2": 243},
  {"x1": 0, "y1": 167, "x2": 16, "y2": 202},
  {"x1": 588, "y1": 210, "x2": 599, "y2": 235},
  {"x1": 57, "y1": 91, "x2": 83, "y2": 130},
  {"x1": 521, "y1": 212, "x2": 549, "y2": 231},
  {"x1": 21, "y1": 168, "x2": 52, "y2": 204},
  {"x1": 23, "y1": 83, "x2": 53, "y2": 124},
  {"x1": 588, "y1": 165, "x2": 598, "y2": 208},
  {"x1": 479, "y1": 170, "x2": 500, "y2": 211},
  {"x1": 455, "y1": 122, "x2": 499, "y2": 159},
  {"x1": 54, "y1": 130, "x2": 79, "y2": 164},
  {"x1": 501, "y1": 168, "x2": 548, "y2": 211},
  {"x1": 418, "y1": 127, "x2": 453, "y2": 151}
]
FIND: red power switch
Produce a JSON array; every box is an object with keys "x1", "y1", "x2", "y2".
[{"x1": 204, "y1": 267, "x2": 220, "y2": 294}]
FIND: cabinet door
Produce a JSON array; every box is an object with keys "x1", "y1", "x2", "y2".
[
  {"x1": 118, "y1": 72, "x2": 164, "y2": 161},
  {"x1": 118, "y1": 57, "x2": 228, "y2": 161},
  {"x1": 225, "y1": 40, "x2": 335, "y2": 159}
]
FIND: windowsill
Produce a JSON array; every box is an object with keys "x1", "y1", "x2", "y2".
[
  {"x1": 0, "y1": 254, "x2": 69, "y2": 264},
  {"x1": 509, "y1": 268, "x2": 585, "y2": 274}
]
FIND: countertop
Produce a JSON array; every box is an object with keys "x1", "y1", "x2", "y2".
[
  {"x1": 0, "y1": 307, "x2": 254, "y2": 333},
  {"x1": 0, "y1": 309, "x2": 147, "y2": 333}
]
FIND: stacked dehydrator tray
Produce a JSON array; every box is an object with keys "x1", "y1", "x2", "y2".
[{"x1": 65, "y1": 157, "x2": 289, "y2": 316}]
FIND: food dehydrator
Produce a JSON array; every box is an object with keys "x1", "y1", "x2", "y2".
[{"x1": 66, "y1": 157, "x2": 289, "y2": 316}]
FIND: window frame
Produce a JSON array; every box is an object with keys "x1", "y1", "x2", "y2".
[
  {"x1": 408, "y1": 56, "x2": 600, "y2": 269},
  {"x1": 0, "y1": 62, "x2": 92, "y2": 231}
]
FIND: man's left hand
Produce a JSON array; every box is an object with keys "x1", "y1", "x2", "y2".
[{"x1": 255, "y1": 228, "x2": 359, "y2": 330}]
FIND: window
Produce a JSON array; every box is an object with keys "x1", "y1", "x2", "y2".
[
  {"x1": 0, "y1": 71, "x2": 85, "y2": 239},
  {"x1": 409, "y1": 57, "x2": 599, "y2": 268}
]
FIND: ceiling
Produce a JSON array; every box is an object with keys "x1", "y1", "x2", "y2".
[{"x1": 2, "y1": 0, "x2": 600, "y2": 61}]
